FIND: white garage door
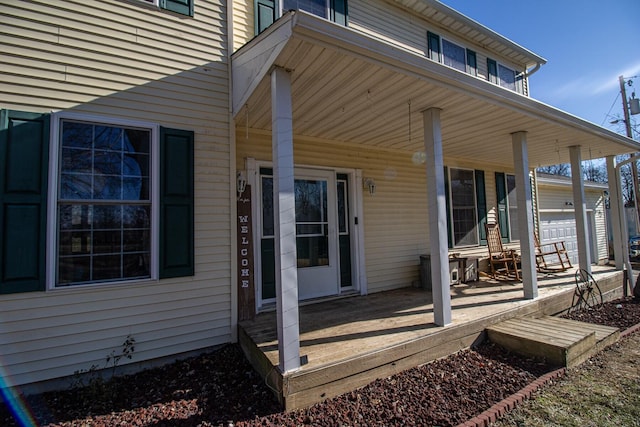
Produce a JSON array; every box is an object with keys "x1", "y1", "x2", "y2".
[{"x1": 539, "y1": 213, "x2": 579, "y2": 265}]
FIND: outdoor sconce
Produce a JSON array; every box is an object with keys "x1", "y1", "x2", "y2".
[
  {"x1": 364, "y1": 177, "x2": 376, "y2": 195},
  {"x1": 565, "y1": 201, "x2": 574, "y2": 206},
  {"x1": 237, "y1": 170, "x2": 247, "y2": 196}
]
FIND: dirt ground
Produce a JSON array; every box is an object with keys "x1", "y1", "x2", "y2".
[{"x1": 1, "y1": 297, "x2": 639, "y2": 427}]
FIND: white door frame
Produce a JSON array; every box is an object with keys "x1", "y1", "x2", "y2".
[{"x1": 247, "y1": 159, "x2": 364, "y2": 311}]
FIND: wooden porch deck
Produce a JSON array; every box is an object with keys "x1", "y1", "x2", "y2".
[{"x1": 238, "y1": 266, "x2": 625, "y2": 410}]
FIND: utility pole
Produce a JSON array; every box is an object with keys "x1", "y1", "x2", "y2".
[{"x1": 620, "y1": 75, "x2": 640, "y2": 234}]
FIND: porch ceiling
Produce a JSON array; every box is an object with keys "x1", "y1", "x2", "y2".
[{"x1": 231, "y1": 12, "x2": 639, "y2": 170}]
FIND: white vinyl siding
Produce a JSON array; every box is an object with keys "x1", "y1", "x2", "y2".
[
  {"x1": 346, "y1": 0, "x2": 529, "y2": 96},
  {"x1": 236, "y1": 130, "x2": 511, "y2": 294},
  {"x1": 233, "y1": 0, "x2": 254, "y2": 50},
  {"x1": 0, "y1": 0, "x2": 230, "y2": 387}
]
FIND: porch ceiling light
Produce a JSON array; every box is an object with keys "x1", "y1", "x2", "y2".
[{"x1": 364, "y1": 177, "x2": 376, "y2": 195}]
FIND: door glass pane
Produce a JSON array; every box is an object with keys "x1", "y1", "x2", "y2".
[
  {"x1": 337, "y1": 180, "x2": 348, "y2": 234},
  {"x1": 261, "y1": 176, "x2": 274, "y2": 237},
  {"x1": 295, "y1": 179, "x2": 329, "y2": 267}
]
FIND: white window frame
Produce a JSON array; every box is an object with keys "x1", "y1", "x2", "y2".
[
  {"x1": 281, "y1": 0, "x2": 329, "y2": 19},
  {"x1": 448, "y1": 167, "x2": 478, "y2": 247},
  {"x1": 497, "y1": 63, "x2": 517, "y2": 91},
  {"x1": 441, "y1": 38, "x2": 467, "y2": 73},
  {"x1": 47, "y1": 112, "x2": 160, "y2": 290}
]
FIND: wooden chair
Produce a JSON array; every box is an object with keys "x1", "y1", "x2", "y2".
[
  {"x1": 534, "y1": 233, "x2": 572, "y2": 272},
  {"x1": 485, "y1": 223, "x2": 520, "y2": 280}
]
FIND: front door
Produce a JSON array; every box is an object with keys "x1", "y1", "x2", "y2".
[
  {"x1": 259, "y1": 167, "x2": 340, "y2": 302},
  {"x1": 294, "y1": 169, "x2": 339, "y2": 299}
]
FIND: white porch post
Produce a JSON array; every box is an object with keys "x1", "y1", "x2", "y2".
[
  {"x1": 271, "y1": 66, "x2": 301, "y2": 373},
  {"x1": 423, "y1": 108, "x2": 452, "y2": 326},
  {"x1": 569, "y1": 145, "x2": 592, "y2": 273},
  {"x1": 606, "y1": 156, "x2": 624, "y2": 269},
  {"x1": 511, "y1": 132, "x2": 537, "y2": 299}
]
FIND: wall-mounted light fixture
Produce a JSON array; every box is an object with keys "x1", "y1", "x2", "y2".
[
  {"x1": 237, "y1": 170, "x2": 247, "y2": 197},
  {"x1": 565, "y1": 201, "x2": 574, "y2": 207},
  {"x1": 364, "y1": 177, "x2": 376, "y2": 195}
]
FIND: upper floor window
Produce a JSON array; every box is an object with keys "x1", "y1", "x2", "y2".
[
  {"x1": 284, "y1": 0, "x2": 328, "y2": 18},
  {"x1": 427, "y1": 32, "x2": 477, "y2": 76},
  {"x1": 256, "y1": 0, "x2": 347, "y2": 35},
  {"x1": 487, "y1": 59, "x2": 518, "y2": 91},
  {"x1": 134, "y1": 0, "x2": 194, "y2": 16}
]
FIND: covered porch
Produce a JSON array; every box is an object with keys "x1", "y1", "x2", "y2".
[
  {"x1": 231, "y1": 9, "x2": 640, "y2": 409},
  {"x1": 239, "y1": 266, "x2": 624, "y2": 410}
]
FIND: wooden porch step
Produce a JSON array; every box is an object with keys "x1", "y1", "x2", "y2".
[{"x1": 486, "y1": 316, "x2": 619, "y2": 368}]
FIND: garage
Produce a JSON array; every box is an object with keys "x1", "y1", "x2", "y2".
[{"x1": 539, "y1": 212, "x2": 579, "y2": 265}]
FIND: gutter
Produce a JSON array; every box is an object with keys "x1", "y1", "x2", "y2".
[{"x1": 522, "y1": 62, "x2": 542, "y2": 78}]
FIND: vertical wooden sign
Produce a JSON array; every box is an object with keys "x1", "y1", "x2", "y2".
[{"x1": 237, "y1": 185, "x2": 255, "y2": 321}]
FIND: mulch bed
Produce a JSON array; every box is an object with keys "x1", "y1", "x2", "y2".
[{"x1": 2, "y1": 297, "x2": 639, "y2": 427}]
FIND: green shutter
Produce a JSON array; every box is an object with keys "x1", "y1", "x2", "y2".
[
  {"x1": 159, "y1": 127, "x2": 194, "y2": 278},
  {"x1": 475, "y1": 170, "x2": 487, "y2": 245},
  {"x1": 331, "y1": 0, "x2": 348, "y2": 26},
  {"x1": 444, "y1": 166, "x2": 452, "y2": 249},
  {"x1": 466, "y1": 49, "x2": 477, "y2": 76},
  {"x1": 256, "y1": 0, "x2": 276, "y2": 34},
  {"x1": 427, "y1": 31, "x2": 441, "y2": 62},
  {"x1": 0, "y1": 110, "x2": 49, "y2": 294},
  {"x1": 495, "y1": 172, "x2": 509, "y2": 243},
  {"x1": 487, "y1": 58, "x2": 498, "y2": 84}
]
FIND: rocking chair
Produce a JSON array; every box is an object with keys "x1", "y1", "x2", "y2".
[
  {"x1": 485, "y1": 223, "x2": 520, "y2": 280},
  {"x1": 534, "y1": 233, "x2": 572, "y2": 272}
]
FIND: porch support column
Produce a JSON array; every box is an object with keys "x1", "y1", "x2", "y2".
[
  {"x1": 511, "y1": 131, "x2": 537, "y2": 299},
  {"x1": 271, "y1": 66, "x2": 300, "y2": 373},
  {"x1": 606, "y1": 156, "x2": 624, "y2": 269},
  {"x1": 423, "y1": 108, "x2": 451, "y2": 326},
  {"x1": 570, "y1": 145, "x2": 592, "y2": 273}
]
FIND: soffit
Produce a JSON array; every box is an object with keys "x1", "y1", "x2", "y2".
[{"x1": 231, "y1": 12, "x2": 637, "y2": 170}]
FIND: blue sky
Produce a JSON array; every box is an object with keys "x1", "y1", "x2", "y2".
[{"x1": 442, "y1": 0, "x2": 640, "y2": 139}]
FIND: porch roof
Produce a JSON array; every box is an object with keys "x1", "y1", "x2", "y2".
[{"x1": 231, "y1": 11, "x2": 639, "y2": 170}]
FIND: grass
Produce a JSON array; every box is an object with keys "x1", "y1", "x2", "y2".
[{"x1": 491, "y1": 332, "x2": 640, "y2": 427}]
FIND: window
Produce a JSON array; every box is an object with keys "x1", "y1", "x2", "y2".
[
  {"x1": 284, "y1": 0, "x2": 328, "y2": 18},
  {"x1": 428, "y1": 32, "x2": 478, "y2": 76},
  {"x1": 506, "y1": 174, "x2": 519, "y2": 240},
  {"x1": 495, "y1": 172, "x2": 518, "y2": 242},
  {"x1": 449, "y1": 168, "x2": 478, "y2": 246},
  {"x1": 0, "y1": 110, "x2": 194, "y2": 294},
  {"x1": 442, "y1": 39, "x2": 466, "y2": 72},
  {"x1": 498, "y1": 64, "x2": 516, "y2": 91},
  {"x1": 488, "y1": 58, "x2": 519, "y2": 91},
  {"x1": 256, "y1": 0, "x2": 347, "y2": 34},
  {"x1": 136, "y1": 0, "x2": 194, "y2": 16},
  {"x1": 56, "y1": 120, "x2": 153, "y2": 286}
]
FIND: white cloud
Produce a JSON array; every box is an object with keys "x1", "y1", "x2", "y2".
[{"x1": 590, "y1": 61, "x2": 640, "y2": 96}]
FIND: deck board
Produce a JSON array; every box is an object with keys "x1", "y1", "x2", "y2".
[
  {"x1": 486, "y1": 315, "x2": 619, "y2": 368},
  {"x1": 239, "y1": 266, "x2": 623, "y2": 410}
]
